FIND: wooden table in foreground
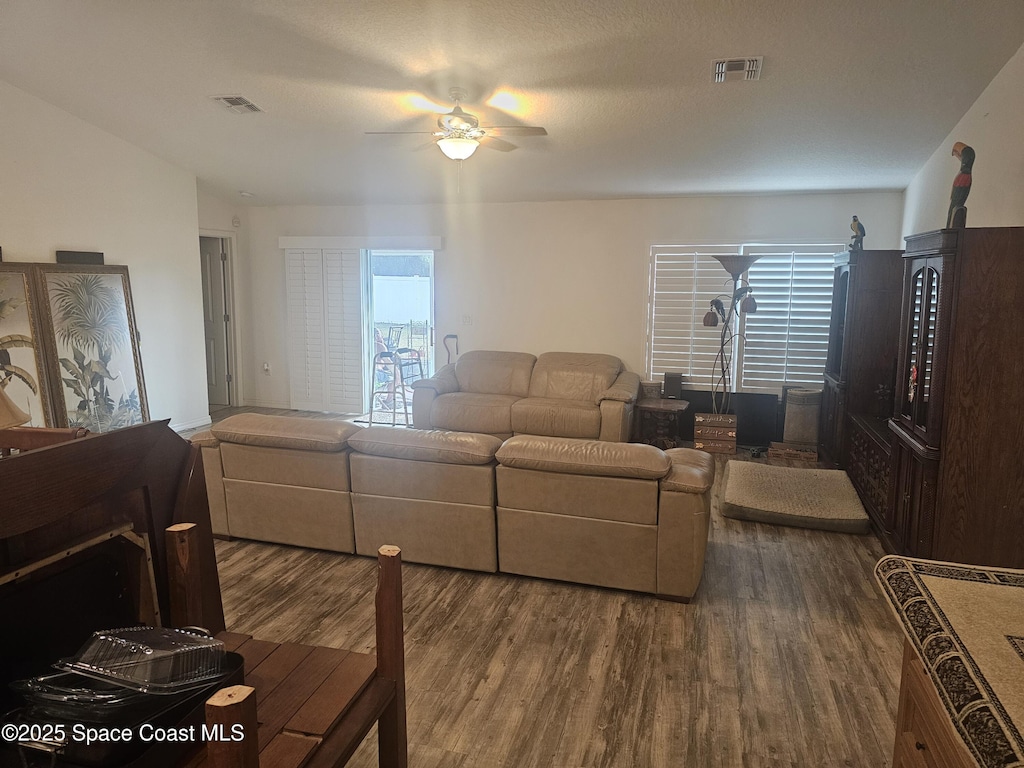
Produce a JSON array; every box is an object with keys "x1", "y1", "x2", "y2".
[
  {"x1": 175, "y1": 544, "x2": 408, "y2": 768},
  {"x1": 875, "y1": 556, "x2": 1024, "y2": 768},
  {"x1": 198, "y1": 633, "x2": 393, "y2": 768}
]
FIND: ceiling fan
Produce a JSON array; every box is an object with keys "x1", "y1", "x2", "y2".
[{"x1": 365, "y1": 87, "x2": 547, "y2": 160}]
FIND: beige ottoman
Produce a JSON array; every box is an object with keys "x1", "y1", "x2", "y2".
[
  {"x1": 197, "y1": 414, "x2": 361, "y2": 552},
  {"x1": 348, "y1": 427, "x2": 503, "y2": 572}
]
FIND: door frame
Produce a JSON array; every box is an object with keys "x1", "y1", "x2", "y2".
[{"x1": 199, "y1": 228, "x2": 241, "y2": 408}]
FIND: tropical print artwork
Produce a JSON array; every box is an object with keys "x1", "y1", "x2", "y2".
[
  {"x1": 44, "y1": 272, "x2": 145, "y2": 432},
  {"x1": 0, "y1": 270, "x2": 48, "y2": 426}
]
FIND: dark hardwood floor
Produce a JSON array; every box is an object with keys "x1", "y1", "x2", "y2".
[{"x1": 211, "y1": 408, "x2": 903, "y2": 767}]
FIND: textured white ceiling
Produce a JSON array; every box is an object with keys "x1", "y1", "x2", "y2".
[{"x1": 1, "y1": 0, "x2": 1022, "y2": 206}]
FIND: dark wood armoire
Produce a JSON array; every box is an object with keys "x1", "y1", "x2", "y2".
[
  {"x1": 818, "y1": 249, "x2": 904, "y2": 534},
  {"x1": 886, "y1": 227, "x2": 1024, "y2": 568}
]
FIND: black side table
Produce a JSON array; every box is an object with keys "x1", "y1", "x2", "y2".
[{"x1": 635, "y1": 398, "x2": 690, "y2": 449}]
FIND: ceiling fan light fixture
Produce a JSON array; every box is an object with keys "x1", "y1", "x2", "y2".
[{"x1": 437, "y1": 137, "x2": 479, "y2": 160}]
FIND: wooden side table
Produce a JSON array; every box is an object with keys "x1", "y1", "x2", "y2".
[{"x1": 635, "y1": 398, "x2": 689, "y2": 449}]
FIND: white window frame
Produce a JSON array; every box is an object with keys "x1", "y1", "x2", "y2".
[{"x1": 647, "y1": 243, "x2": 842, "y2": 396}]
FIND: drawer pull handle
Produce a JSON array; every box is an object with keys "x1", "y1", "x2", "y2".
[{"x1": 915, "y1": 741, "x2": 926, "y2": 751}]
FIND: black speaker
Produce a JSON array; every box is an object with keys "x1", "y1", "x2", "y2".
[{"x1": 663, "y1": 372, "x2": 683, "y2": 400}]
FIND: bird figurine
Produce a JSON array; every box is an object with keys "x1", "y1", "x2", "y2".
[
  {"x1": 850, "y1": 216, "x2": 866, "y2": 250},
  {"x1": 947, "y1": 142, "x2": 975, "y2": 228}
]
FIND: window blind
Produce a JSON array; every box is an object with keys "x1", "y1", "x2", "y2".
[
  {"x1": 648, "y1": 243, "x2": 841, "y2": 395},
  {"x1": 739, "y1": 246, "x2": 838, "y2": 392},
  {"x1": 648, "y1": 246, "x2": 743, "y2": 389}
]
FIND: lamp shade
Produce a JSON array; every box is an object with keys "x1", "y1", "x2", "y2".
[
  {"x1": 437, "y1": 137, "x2": 479, "y2": 160},
  {"x1": 0, "y1": 386, "x2": 30, "y2": 429},
  {"x1": 712, "y1": 254, "x2": 762, "y2": 280}
]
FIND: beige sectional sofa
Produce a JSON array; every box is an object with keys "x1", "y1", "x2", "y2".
[
  {"x1": 196, "y1": 413, "x2": 714, "y2": 600},
  {"x1": 410, "y1": 350, "x2": 641, "y2": 441}
]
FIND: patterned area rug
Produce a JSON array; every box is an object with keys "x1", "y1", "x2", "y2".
[{"x1": 722, "y1": 461, "x2": 870, "y2": 534}]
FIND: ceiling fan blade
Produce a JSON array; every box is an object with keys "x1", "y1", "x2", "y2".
[
  {"x1": 480, "y1": 136, "x2": 518, "y2": 152},
  {"x1": 483, "y1": 126, "x2": 548, "y2": 137},
  {"x1": 365, "y1": 131, "x2": 437, "y2": 135}
]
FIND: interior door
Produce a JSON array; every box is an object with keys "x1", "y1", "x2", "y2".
[{"x1": 200, "y1": 236, "x2": 230, "y2": 407}]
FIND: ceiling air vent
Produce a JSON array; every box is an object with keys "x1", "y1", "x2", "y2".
[
  {"x1": 210, "y1": 95, "x2": 263, "y2": 114},
  {"x1": 712, "y1": 57, "x2": 763, "y2": 83}
]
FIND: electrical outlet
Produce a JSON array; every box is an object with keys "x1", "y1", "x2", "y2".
[
  {"x1": 461, "y1": 314, "x2": 473, "y2": 326},
  {"x1": 262, "y1": 362, "x2": 271, "y2": 375}
]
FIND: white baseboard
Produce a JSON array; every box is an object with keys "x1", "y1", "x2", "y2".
[
  {"x1": 170, "y1": 415, "x2": 213, "y2": 433},
  {"x1": 239, "y1": 398, "x2": 292, "y2": 409}
]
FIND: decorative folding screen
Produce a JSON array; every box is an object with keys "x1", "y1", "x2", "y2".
[{"x1": 0, "y1": 262, "x2": 148, "y2": 431}]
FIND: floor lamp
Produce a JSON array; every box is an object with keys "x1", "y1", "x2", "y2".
[{"x1": 701, "y1": 254, "x2": 761, "y2": 415}]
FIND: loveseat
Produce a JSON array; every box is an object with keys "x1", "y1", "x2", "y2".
[
  {"x1": 410, "y1": 350, "x2": 641, "y2": 441},
  {"x1": 194, "y1": 416, "x2": 715, "y2": 601}
]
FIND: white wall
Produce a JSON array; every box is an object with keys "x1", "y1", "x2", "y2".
[
  {"x1": 902, "y1": 42, "x2": 1024, "y2": 236},
  {"x1": 236, "y1": 191, "x2": 904, "y2": 407},
  {"x1": 0, "y1": 78, "x2": 209, "y2": 431}
]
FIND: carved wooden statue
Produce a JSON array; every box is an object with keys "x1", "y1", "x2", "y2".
[{"x1": 947, "y1": 142, "x2": 975, "y2": 228}]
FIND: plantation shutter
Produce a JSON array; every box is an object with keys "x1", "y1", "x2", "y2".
[
  {"x1": 285, "y1": 248, "x2": 366, "y2": 412},
  {"x1": 648, "y1": 246, "x2": 743, "y2": 388},
  {"x1": 739, "y1": 246, "x2": 838, "y2": 392},
  {"x1": 286, "y1": 249, "x2": 326, "y2": 410},
  {"x1": 323, "y1": 249, "x2": 365, "y2": 413},
  {"x1": 649, "y1": 242, "x2": 842, "y2": 395}
]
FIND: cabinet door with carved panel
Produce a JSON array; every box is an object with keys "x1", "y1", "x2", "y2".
[
  {"x1": 846, "y1": 414, "x2": 891, "y2": 536},
  {"x1": 888, "y1": 428, "x2": 940, "y2": 557},
  {"x1": 894, "y1": 256, "x2": 950, "y2": 449}
]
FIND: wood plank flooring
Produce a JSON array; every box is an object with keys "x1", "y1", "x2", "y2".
[{"x1": 213, "y1": 416, "x2": 905, "y2": 768}]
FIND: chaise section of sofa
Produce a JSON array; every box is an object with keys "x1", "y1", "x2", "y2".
[
  {"x1": 195, "y1": 413, "x2": 362, "y2": 553},
  {"x1": 411, "y1": 350, "x2": 640, "y2": 441}
]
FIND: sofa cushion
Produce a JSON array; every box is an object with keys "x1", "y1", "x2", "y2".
[
  {"x1": 510, "y1": 398, "x2": 601, "y2": 439},
  {"x1": 220, "y1": 443, "x2": 351, "y2": 490},
  {"x1": 351, "y1": 453, "x2": 495, "y2": 505},
  {"x1": 454, "y1": 350, "x2": 536, "y2": 396},
  {"x1": 495, "y1": 435, "x2": 671, "y2": 479},
  {"x1": 348, "y1": 426, "x2": 502, "y2": 465},
  {"x1": 527, "y1": 352, "x2": 623, "y2": 402},
  {"x1": 212, "y1": 413, "x2": 360, "y2": 452},
  {"x1": 430, "y1": 392, "x2": 520, "y2": 436},
  {"x1": 496, "y1": 465, "x2": 658, "y2": 525}
]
